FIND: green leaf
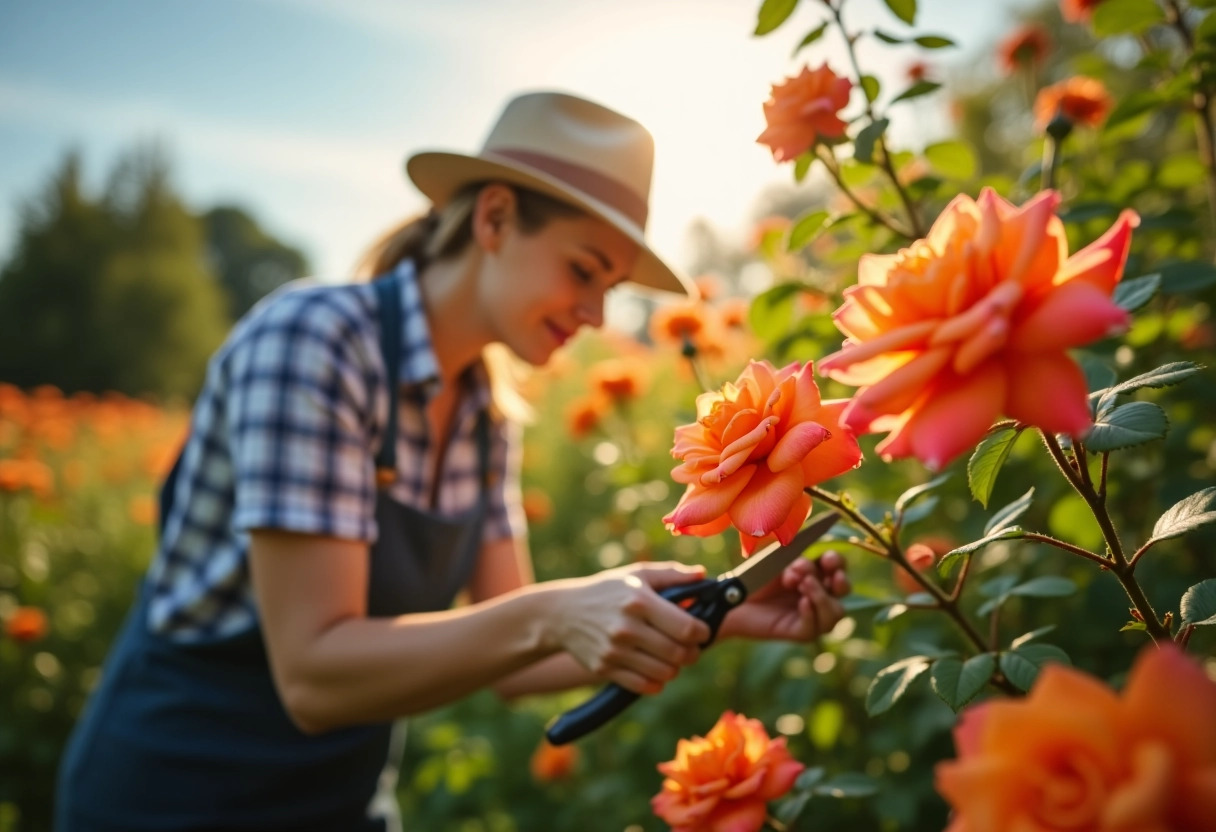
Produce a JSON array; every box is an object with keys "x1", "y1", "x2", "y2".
[
  {"x1": 938, "y1": 527, "x2": 1025, "y2": 576},
  {"x1": 923, "y1": 140, "x2": 977, "y2": 181},
  {"x1": 882, "y1": 0, "x2": 917, "y2": 25},
  {"x1": 873, "y1": 603, "x2": 910, "y2": 624},
  {"x1": 979, "y1": 574, "x2": 1020, "y2": 599},
  {"x1": 796, "y1": 767, "x2": 826, "y2": 790},
  {"x1": 1010, "y1": 625, "x2": 1056, "y2": 648},
  {"x1": 755, "y1": 0, "x2": 799, "y2": 36},
  {"x1": 1159, "y1": 261, "x2": 1216, "y2": 294},
  {"x1": 788, "y1": 209, "x2": 831, "y2": 252},
  {"x1": 985, "y1": 487, "x2": 1034, "y2": 535},
  {"x1": 1150, "y1": 487, "x2": 1216, "y2": 544},
  {"x1": 793, "y1": 151, "x2": 815, "y2": 183},
  {"x1": 1094, "y1": 361, "x2": 1203, "y2": 417},
  {"x1": 873, "y1": 29, "x2": 905, "y2": 44},
  {"x1": 890, "y1": 80, "x2": 941, "y2": 105},
  {"x1": 894, "y1": 472, "x2": 951, "y2": 516},
  {"x1": 1084, "y1": 401, "x2": 1169, "y2": 452},
  {"x1": 1113, "y1": 273, "x2": 1160, "y2": 312},
  {"x1": 865, "y1": 656, "x2": 931, "y2": 715},
  {"x1": 1078, "y1": 354, "x2": 1117, "y2": 395},
  {"x1": 1121, "y1": 620, "x2": 1149, "y2": 632},
  {"x1": 861, "y1": 74, "x2": 881, "y2": 104},
  {"x1": 748, "y1": 282, "x2": 802, "y2": 341},
  {"x1": 1009, "y1": 576, "x2": 1078, "y2": 599},
  {"x1": 1181, "y1": 579, "x2": 1216, "y2": 626},
  {"x1": 931, "y1": 653, "x2": 995, "y2": 711},
  {"x1": 999, "y1": 644, "x2": 1071, "y2": 691},
  {"x1": 968, "y1": 427, "x2": 1019, "y2": 507},
  {"x1": 900, "y1": 495, "x2": 939, "y2": 526},
  {"x1": 1158, "y1": 155, "x2": 1206, "y2": 189},
  {"x1": 853, "y1": 118, "x2": 889, "y2": 165},
  {"x1": 774, "y1": 791, "x2": 812, "y2": 826},
  {"x1": 1104, "y1": 91, "x2": 1164, "y2": 130},
  {"x1": 811, "y1": 773, "x2": 880, "y2": 798},
  {"x1": 793, "y1": 21, "x2": 829, "y2": 56},
  {"x1": 1091, "y1": 0, "x2": 1166, "y2": 37},
  {"x1": 841, "y1": 594, "x2": 900, "y2": 612},
  {"x1": 913, "y1": 34, "x2": 955, "y2": 48}
]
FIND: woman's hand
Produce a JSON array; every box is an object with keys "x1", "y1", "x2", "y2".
[
  {"x1": 545, "y1": 562, "x2": 712, "y2": 696},
  {"x1": 719, "y1": 550, "x2": 850, "y2": 642}
]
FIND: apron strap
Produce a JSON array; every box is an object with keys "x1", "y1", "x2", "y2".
[
  {"x1": 373, "y1": 273, "x2": 403, "y2": 488},
  {"x1": 373, "y1": 265, "x2": 493, "y2": 497}
]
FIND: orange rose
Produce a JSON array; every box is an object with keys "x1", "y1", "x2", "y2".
[
  {"x1": 588, "y1": 358, "x2": 648, "y2": 402},
  {"x1": 652, "y1": 711, "x2": 804, "y2": 832},
  {"x1": 1061, "y1": 0, "x2": 1107, "y2": 23},
  {"x1": 664, "y1": 360, "x2": 861, "y2": 555},
  {"x1": 936, "y1": 644, "x2": 1216, "y2": 832},
  {"x1": 997, "y1": 25, "x2": 1051, "y2": 74},
  {"x1": 818, "y1": 188, "x2": 1137, "y2": 470},
  {"x1": 566, "y1": 396, "x2": 605, "y2": 439},
  {"x1": 6, "y1": 606, "x2": 49, "y2": 642},
  {"x1": 1034, "y1": 76, "x2": 1113, "y2": 130},
  {"x1": 530, "y1": 740, "x2": 579, "y2": 782},
  {"x1": 756, "y1": 63, "x2": 852, "y2": 163}
]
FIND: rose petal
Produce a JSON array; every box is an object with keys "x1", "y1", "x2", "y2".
[
  {"x1": 728, "y1": 464, "x2": 805, "y2": 539},
  {"x1": 1008, "y1": 280, "x2": 1130, "y2": 352},
  {"x1": 1004, "y1": 352, "x2": 1092, "y2": 437},
  {"x1": 767, "y1": 421, "x2": 830, "y2": 472},
  {"x1": 899, "y1": 363, "x2": 1007, "y2": 470},
  {"x1": 665, "y1": 466, "x2": 758, "y2": 531}
]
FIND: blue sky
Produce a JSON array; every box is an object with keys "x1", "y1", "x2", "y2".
[{"x1": 0, "y1": 0, "x2": 1037, "y2": 283}]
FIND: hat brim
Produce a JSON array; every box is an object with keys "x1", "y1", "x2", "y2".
[{"x1": 406, "y1": 151, "x2": 693, "y2": 297}]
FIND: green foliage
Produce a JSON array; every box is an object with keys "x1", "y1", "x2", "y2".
[{"x1": 0, "y1": 146, "x2": 307, "y2": 400}]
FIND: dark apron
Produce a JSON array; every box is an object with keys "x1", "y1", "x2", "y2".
[{"x1": 55, "y1": 273, "x2": 490, "y2": 831}]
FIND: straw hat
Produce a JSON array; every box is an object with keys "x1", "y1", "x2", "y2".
[{"x1": 406, "y1": 91, "x2": 692, "y2": 296}]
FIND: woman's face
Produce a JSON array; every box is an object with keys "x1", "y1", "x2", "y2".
[{"x1": 476, "y1": 187, "x2": 639, "y2": 366}]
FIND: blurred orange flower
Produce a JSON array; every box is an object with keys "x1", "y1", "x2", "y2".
[
  {"x1": 566, "y1": 396, "x2": 606, "y2": 439},
  {"x1": 6, "y1": 606, "x2": 49, "y2": 642},
  {"x1": 1061, "y1": 0, "x2": 1107, "y2": 23},
  {"x1": 819, "y1": 188, "x2": 1137, "y2": 470},
  {"x1": 906, "y1": 60, "x2": 932, "y2": 83},
  {"x1": 0, "y1": 458, "x2": 54, "y2": 498},
  {"x1": 652, "y1": 711, "x2": 804, "y2": 832},
  {"x1": 718, "y1": 298, "x2": 751, "y2": 330},
  {"x1": 650, "y1": 301, "x2": 724, "y2": 357},
  {"x1": 936, "y1": 644, "x2": 1216, "y2": 832},
  {"x1": 694, "y1": 274, "x2": 725, "y2": 302},
  {"x1": 664, "y1": 360, "x2": 861, "y2": 555},
  {"x1": 997, "y1": 25, "x2": 1051, "y2": 75},
  {"x1": 530, "y1": 740, "x2": 579, "y2": 782},
  {"x1": 756, "y1": 63, "x2": 852, "y2": 163},
  {"x1": 1034, "y1": 76, "x2": 1113, "y2": 130},
  {"x1": 588, "y1": 358, "x2": 648, "y2": 402},
  {"x1": 522, "y1": 487, "x2": 554, "y2": 524},
  {"x1": 129, "y1": 494, "x2": 157, "y2": 526}
]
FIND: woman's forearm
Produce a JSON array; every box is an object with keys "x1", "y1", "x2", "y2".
[
  {"x1": 285, "y1": 584, "x2": 563, "y2": 733},
  {"x1": 492, "y1": 652, "x2": 599, "y2": 700}
]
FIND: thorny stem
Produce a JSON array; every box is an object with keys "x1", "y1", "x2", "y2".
[
  {"x1": 828, "y1": 2, "x2": 925, "y2": 239},
  {"x1": 1160, "y1": 0, "x2": 1216, "y2": 252},
  {"x1": 948, "y1": 552, "x2": 974, "y2": 602},
  {"x1": 816, "y1": 147, "x2": 914, "y2": 238},
  {"x1": 808, "y1": 485, "x2": 1019, "y2": 695},
  {"x1": 1022, "y1": 533, "x2": 1112, "y2": 567},
  {"x1": 1039, "y1": 431, "x2": 1172, "y2": 642}
]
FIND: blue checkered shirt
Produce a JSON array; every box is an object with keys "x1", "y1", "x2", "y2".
[{"x1": 146, "y1": 259, "x2": 524, "y2": 641}]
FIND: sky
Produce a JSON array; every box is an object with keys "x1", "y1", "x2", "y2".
[{"x1": 0, "y1": 0, "x2": 1038, "y2": 285}]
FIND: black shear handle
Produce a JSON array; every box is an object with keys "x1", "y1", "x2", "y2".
[{"x1": 544, "y1": 577, "x2": 746, "y2": 746}]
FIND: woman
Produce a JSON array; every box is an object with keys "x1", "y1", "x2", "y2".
[{"x1": 55, "y1": 91, "x2": 850, "y2": 831}]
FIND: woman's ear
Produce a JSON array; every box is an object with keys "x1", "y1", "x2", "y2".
[{"x1": 471, "y1": 183, "x2": 517, "y2": 253}]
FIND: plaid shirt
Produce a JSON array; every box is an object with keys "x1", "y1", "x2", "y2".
[{"x1": 146, "y1": 259, "x2": 524, "y2": 641}]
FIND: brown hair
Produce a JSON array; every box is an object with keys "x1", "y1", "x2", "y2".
[{"x1": 352, "y1": 182, "x2": 585, "y2": 421}]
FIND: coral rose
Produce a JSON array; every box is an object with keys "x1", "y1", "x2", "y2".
[
  {"x1": 818, "y1": 188, "x2": 1137, "y2": 470},
  {"x1": 1062, "y1": 0, "x2": 1107, "y2": 23},
  {"x1": 6, "y1": 606, "x2": 49, "y2": 642},
  {"x1": 997, "y1": 24, "x2": 1051, "y2": 74},
  {"x1": 589, "y1": 357, "x2": 648, "y2": 402},
  {"x1": 652, "y1": 711, "x2": 804, "y2": 832},
  {"x1": 756, "y1": 63, "x2": 852, "y2": 163},
  {"x1": 1034, "y1": 76, "x2": 1113, "y2": 130},
  {"x1": 936, "y1": 644, "x2": 1216, "y2": 832},
  {"x1": 664, "y1": 360, "x2": 861, "y2": 555},
  {"x1": 530, "y1": 740, "x2": 579, "y2": 782}
]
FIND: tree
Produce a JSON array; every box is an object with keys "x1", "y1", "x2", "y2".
[{"x1": 203, "y1": 205, "x2": 309, "y2": 320}]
